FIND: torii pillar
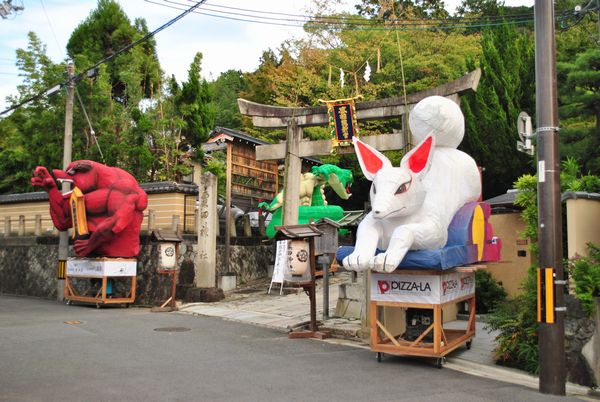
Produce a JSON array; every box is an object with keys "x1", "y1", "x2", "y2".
[{"x1": 238, "y1": 69, "x2": 481, "y2": 226}]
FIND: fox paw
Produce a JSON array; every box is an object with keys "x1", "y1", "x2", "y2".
[
  {"x1": 342, "y1": 253, "x2": 371, "y2": 272},
  {"x1": 371, "y1": 253, "x2": 401, "y2": 273}
]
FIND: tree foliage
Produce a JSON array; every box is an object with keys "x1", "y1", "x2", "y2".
[
  {"x1": 460, "y1": 24, "x2": 535, "y2": 199},
  {"x1": 557, "y1": 48, "x2": 600, "y2": 175},
  {"x1": 174, "y1": 52, "x2": 215, "y2": 161},
  {"x1": 0, "y1": 0, "x2": 217, "y2": 190}
]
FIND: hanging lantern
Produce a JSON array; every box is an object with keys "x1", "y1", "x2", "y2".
[{"x1": 285, "y1": 239, "x2": 311, "y2": 280}]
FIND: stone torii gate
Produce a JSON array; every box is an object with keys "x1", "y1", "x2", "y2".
[{"x1": 238, "y1": 69, "x2": 481, "y2": 225}]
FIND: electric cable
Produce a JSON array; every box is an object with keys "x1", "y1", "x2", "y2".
[
  {"x1": 75, "y1": 87, "x2": 105, "y2": 162},
  {"x1": 40, "y1": 0, "x2": 104, "y2": 160},
  {"x1": 186, "y1": 0, "x2": 544, "y2": 23},
  {"x1": 159, "y1": 0, "x2": 578, "y2": 28},
  {"x1": 147, "y1": 0, "x2": 538, "y2": 30},
  {"x1": 0, "y1": 0, "x2": 207, "y2": 116}
]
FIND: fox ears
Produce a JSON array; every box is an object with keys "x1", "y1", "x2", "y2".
[{"x1": 353, "y1": 136, "x2": 435, "y2": 181}]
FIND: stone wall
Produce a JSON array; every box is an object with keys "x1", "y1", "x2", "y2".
[
  {"x1": 0, "y1": 236, "x2": 59, "y2": 299},
  {"x1": 0, "y1": 235, "x2": 273, "y2": 305},
  {"x1": 565, "y1": 295, "x2": 600, "y2": 387},
  {"x1": 216, "y1": 244, "x2": 273, "y2": 285}
]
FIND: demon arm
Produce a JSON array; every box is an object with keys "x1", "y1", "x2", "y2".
[
  {"x1": 31, "y1": 166, "x2": 72, "y2": 230},
  {"x1": 73, "y1": 190, "x2": 140, "y2": 257}
]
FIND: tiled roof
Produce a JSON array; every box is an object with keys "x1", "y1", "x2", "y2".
[
  {"x1": 0, "y1": 181, "x2": 199, "y2": 204},
  {"x1": 208, "y1": 126, "x2": 321, "y2": 165}
]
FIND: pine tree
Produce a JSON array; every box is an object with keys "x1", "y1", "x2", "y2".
[{"x1": 558, "y1": 48, "x2": 600, "y2": 175}]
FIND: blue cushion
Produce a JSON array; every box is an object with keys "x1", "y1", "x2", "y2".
[{"x1": 335, "y1": 244, "x2": 478, "y2": 270}]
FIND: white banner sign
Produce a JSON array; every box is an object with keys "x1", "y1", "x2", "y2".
[
  {"x1": 371, "y1": 271, "x2": 475, "y2": 304},
  {"x1": 67, "y1": 258, "x2": 137, "y2": 277},
  {"x1": 272, "y1": 240, "x2": 288, "y2": 284}
]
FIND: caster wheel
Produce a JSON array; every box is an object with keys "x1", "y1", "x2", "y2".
[
  {"x1": 436, "y1": 357, "x2": 445, "y2": 369},
  {"x1": 376, "y1": 352, "x2": 383, "y2": 363},
  {"x1": 96, "y1": 303, "x2": 101, "y2": 309},
  {"x1": 65, "y1": 300, "x2": 71, "y2": 305},
  {"x1": 466, "y1": 340, "x2": 472, "y2": 350}
]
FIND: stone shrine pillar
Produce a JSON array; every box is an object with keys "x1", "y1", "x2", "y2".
[{"x1": 195, "y1": 172, "x2": 217, "y2": 288}]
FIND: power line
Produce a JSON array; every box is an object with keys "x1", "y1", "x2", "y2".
[
  {"x1": 0, "y1": 0, "x2": 207, "y2": 116},
  {"x1": 147, "y1": 0, "x2": 540, "y2": 30},
  {"x1": 192, "y1": 0, "x2": 543, "y2": 23},
  {"x1": 162, "y1": 0, "x2": 578, "y2": 27}
]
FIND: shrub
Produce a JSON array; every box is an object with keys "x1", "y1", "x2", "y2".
[
  {"x1": 475, "y1": 269, "x2": 507, "y2": 314},
  {"x1": 486, "y1": 266, "x2": 540, "y2": 374},
  {"x1": 566, "y1": 243, "x2": 600, "y2": 316}
]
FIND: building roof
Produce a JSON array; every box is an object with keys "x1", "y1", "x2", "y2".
[
  {"x1": 483, "y1": 190, "x2": 600, "y2": 212},
  {"x1": 484, "y1": 190, "x2": 519, "y2": 208},
  {"x1": 562, "y1": 191, "x2": 600, "y2": 201},
  {"x1": 139, "y1": 181, "x2": 198, "y2": 195},
  {"x1": 208, "y1": 126, "x2": 321, "y2": 165},
  {"x1": 0, "y1": 181, "x2": 199, "y2": 204}
]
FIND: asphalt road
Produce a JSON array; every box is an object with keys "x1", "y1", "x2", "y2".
[{"x1": 0, "y1": 295, "x2": 581, "y2": 402}]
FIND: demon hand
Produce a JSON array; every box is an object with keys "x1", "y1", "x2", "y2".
[{"x1": 31, "y1": 166, "x2": 58, "y2": 192}]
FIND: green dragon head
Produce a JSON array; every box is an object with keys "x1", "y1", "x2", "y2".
[{"x1": 312, "y1": 164, "x2": 353, "y2": 200}]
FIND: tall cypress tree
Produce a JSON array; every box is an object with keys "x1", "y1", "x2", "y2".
[
  {"x1": 460, "y1": 24, "x2": 535, "y2": 199},
  {"x1": 175, "y1": 52, "x2": 215, "y2": 161}
]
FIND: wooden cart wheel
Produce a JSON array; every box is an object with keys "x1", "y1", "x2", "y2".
[
  {"x1": 376, "y1": 352, "x2": 383, "y2": 363},
  {"x1": 466, "y1": 340, "x2": 472, "y2": 350}
]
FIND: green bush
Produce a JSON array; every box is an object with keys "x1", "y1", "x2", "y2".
[
  {"x1": 485, "y1": 161, "x2": 600, "y2": 374},
  {"x1": 567, "y1": 243, "x2": 600, "y2": 316},
  {"x1": 475, "y1": 269, "x2": 507, "y2": 314},
  {"x1": 486, "y1": 266, "x2": 540, "y2": 374}
]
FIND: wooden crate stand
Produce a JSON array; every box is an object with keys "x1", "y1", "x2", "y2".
[
  {"x1": 64, "y1": 258, "x2": 137, "y2": 308},
  {"x1": 369, "y1": 268, "x2": 477, "y2": 365}
]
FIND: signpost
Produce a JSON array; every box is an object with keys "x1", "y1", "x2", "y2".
[{"x1": 268, "y1": 240, "x2": 288, "y2": 295}]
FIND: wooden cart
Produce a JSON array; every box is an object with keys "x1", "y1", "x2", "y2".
[
  {"x1": 369, "y1": 267, "x2": 477, "y2": 368},
  {"x1": 64, "y1": 258, "x2": 137, "y2": 308}
]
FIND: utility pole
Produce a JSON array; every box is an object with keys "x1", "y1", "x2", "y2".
[
  {"x1": 57, "y1": 61, "x2": 75, "y2": 301},
  {"x1": 534, "y1": 0, "x2": 566, "y2": 395}
]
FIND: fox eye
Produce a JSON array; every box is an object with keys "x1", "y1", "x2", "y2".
[{"x1": 395, "y1": 180, "x2": 411, "y2": 195}]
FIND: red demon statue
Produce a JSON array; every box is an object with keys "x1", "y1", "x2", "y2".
[{"x1": 31, "y1": 160, "x2": 148, "y2": 258}]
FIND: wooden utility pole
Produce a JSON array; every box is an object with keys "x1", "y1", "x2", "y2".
[
  {"x1": 224, "y1": 141, "x2": 233, "y2": 272},
  {"x1": 57, "y1": 61, "x2": 75, "y2": 301},
  {"x1": 534, "y1": 0, "x2": 566, "y2": 395}
]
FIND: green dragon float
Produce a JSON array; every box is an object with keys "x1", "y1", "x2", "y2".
[{"x1": 258, "y1": 164, "x2": 353, "y2": 239}]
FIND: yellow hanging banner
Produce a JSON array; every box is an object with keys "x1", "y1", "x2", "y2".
[{"x1": 69, "y1": 186, "x2": 89, "y2": 239}]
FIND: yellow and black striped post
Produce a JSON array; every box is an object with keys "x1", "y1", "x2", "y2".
[
  {"x1": 57, "y1": 260, "x2": 66, "y2": 280},
  {"x1": 537, "y1": 267, "x2": 555, "y2": 324}
]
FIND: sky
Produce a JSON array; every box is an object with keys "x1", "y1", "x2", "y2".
[{"x1": 0, "y1": 0, "x2": 534, "y2": 113}]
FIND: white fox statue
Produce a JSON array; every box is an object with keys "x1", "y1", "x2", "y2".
[{"x1": 342, "y1": 96, "x2": 481, "y2": 273}]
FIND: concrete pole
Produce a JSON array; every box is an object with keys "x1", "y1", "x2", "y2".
[
  {"x1": 534, "y1": 0, "x2": 565, "y2": 395},
  {"x1": 57, "y1": 61, "x2": 75, "y2": 301}
]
